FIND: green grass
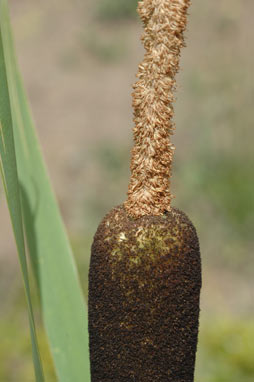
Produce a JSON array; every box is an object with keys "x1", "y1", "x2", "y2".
[
  {"x1": 196, "y1": 317, "x2": 254, "y2": 382},
  {"x1": 0, "y1": 287, "x2": 56, "y2": 382}
]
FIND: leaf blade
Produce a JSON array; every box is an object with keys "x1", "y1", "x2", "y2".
[
  {"x1": 0, "y1": 1, "x2": 91, "y2": 380},
  {"x1": 0, "y1": 4, "x2": 44, "y2": 380}
]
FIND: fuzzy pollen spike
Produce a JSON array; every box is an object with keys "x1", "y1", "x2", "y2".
[
  {"x1": 88, "y1": 1, "x2": 201, "y2": 381},
  {"x1": 125, "y1": 0, "x2": 191, "y2": 218}
]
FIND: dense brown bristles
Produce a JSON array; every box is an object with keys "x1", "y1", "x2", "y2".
[{"x1": 89, "y1": 205, "x2": 201, "y2": 381}]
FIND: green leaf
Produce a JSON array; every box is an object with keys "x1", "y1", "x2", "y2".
[
  {"x1": 0, "y1": 1, "x2": 91, "y2": 381},
  {"x1": 0, "y1": 4, "x2": 44, "y2": 382}
]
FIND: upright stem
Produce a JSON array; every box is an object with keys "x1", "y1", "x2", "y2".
[{"x1": 125, "y1": 0, "x2": 191, "y2": 218}]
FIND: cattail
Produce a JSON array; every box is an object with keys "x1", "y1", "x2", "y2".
[{"x1": 89, "y1": 1, "x2": 201, "y2": 381}]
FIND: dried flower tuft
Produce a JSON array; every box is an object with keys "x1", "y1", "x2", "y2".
[{"x1": 125, "y1": 0, "x2": 191, "y2": 218}]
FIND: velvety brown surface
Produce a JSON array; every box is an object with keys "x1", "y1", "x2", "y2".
[{"x1": 89, "y1": 205, "x2": 201, "y2": 382}]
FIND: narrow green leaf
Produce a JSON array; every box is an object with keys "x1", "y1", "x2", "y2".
[
  {"x1": 0, "y1": 5, "x2": 44, "y2": 381},
  {"x1": 0, "y1": 1, "x2": 91, "y2": 381}
]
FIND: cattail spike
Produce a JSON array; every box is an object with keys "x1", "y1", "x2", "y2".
[{"x1": 89, "y1": 1, "x2": 201, "y2": 381}]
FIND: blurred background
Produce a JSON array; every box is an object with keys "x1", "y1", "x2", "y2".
[{"x1": 0, "y1": 0, "x2": 253, "y2": 380}]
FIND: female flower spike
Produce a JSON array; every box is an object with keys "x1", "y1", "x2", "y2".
[{"x1": 89, "y1": 1, "x2": 201, "y2": 381}]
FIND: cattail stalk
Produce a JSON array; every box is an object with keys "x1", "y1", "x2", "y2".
[{"x1": 89, "y1": 1, "x2": 201, "y2": 381}]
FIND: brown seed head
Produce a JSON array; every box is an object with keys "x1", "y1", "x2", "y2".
[{"x1": 89, "y1": 204, "x2": 201, "y2": 381}]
